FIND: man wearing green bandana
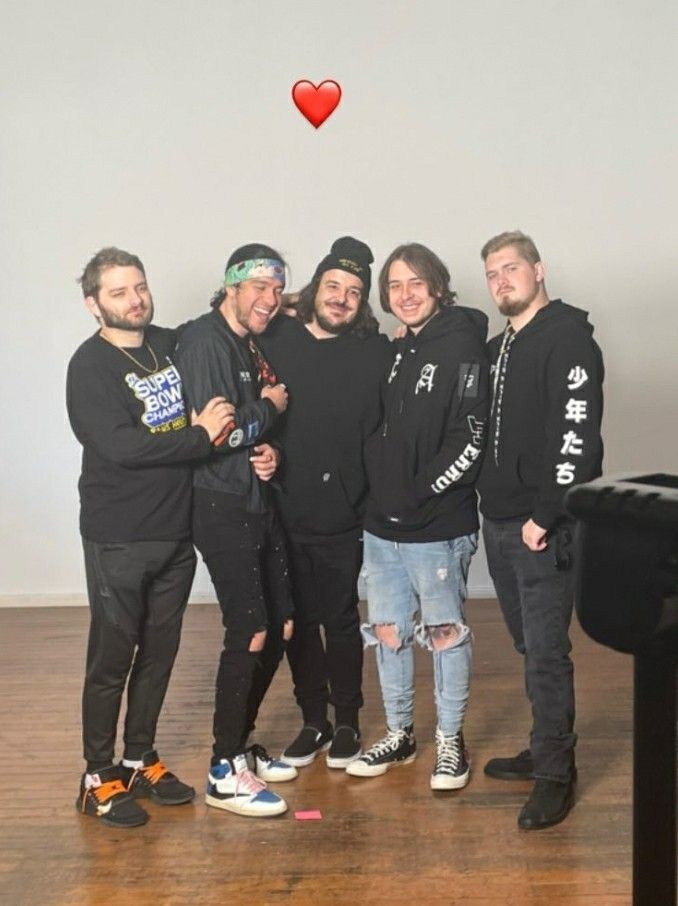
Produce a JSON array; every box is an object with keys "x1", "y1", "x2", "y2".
[{"x1": 176, "y1": 243, "x2": 297, "y2": 818}]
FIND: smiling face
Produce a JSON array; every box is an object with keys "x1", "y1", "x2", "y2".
[
  {"x1": 85, "y1": 265, "x2": 154, "y2": 332},
  {"x1": 312, "y1": 269, "x2": 363, "y2": 336},
  {"x1": 484, "y1": 246, "x2": 545, "y2": 318},
  {"x1": 386, "y1": 259, "x2": 441, "y2": 333},
  {"x1": 223, "y1": 276, "x2": 284, "y2": 336}
]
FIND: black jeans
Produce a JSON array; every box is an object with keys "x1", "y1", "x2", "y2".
[
  {"x1": 286, "y1": 535, "x2": 364, "y2": 729},
  {"x1": 192, "y1": 490, "x2": 293, "y2": 760},
  {"x1": 82, "y1": 539, "x2": 196, "y2": 772},
  {"x1": 482, "y1": 517, "x2": 578, "y2": 782}
]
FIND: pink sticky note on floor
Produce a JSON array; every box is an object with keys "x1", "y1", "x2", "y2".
[{"x1": 295, "y1": 809, "x2": 322, "y2": 820}]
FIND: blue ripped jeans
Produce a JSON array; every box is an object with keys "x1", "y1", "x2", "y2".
[{"x1": 362, "y1": 531, "x2": 477, "y2": 736}]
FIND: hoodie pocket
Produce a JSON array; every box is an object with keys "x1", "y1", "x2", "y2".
[{"x1": 280, "y1": 465, "x2": 360, "y2": 534}]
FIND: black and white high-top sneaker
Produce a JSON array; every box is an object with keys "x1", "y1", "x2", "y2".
[
  {"x1": 345, "y1": 726, "x2": 416, "y2": 777},
  {"x1": 430, "y1": 727, "x2": 470, "y2": 790}
]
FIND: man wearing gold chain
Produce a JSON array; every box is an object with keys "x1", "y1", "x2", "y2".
[{"x1": 67, "y1": 247, "x2": 233, "y2": 828}]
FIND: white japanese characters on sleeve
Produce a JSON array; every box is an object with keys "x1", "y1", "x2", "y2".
[{"x1": 557, "y1": 366, "x2": 590, "y2": 485}]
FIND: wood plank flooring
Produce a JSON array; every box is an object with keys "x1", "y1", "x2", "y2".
[{"x1": 0, "y1": 601, "x2": 634, "y2": 905}]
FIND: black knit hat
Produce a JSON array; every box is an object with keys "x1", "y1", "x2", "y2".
[{"x1": 312, "y1": 236, "x2": 373, "y2": 297}]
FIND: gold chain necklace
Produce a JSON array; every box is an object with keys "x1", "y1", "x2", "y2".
[{"x1": 104, "y1": 336, "x2": 159, "y2": 373}]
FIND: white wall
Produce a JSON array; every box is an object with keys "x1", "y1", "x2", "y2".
[{"x1": 1, "y1": 0, "x2": 676, "y2": 603}]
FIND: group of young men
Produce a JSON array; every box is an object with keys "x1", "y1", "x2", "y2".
[{"x1": 67, "y1": 231, "x2": 604, "y2": 832}]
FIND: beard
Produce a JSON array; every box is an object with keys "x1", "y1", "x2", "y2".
[
  {"x1": 496, "y1": 281, "x2": 541, "y2": 318},
  {"x1": 98, "y1": 298, "x2": 154, "y2": 331},
  {"x1": 497, "y1": 297, "x2": 532, "y2": 317},
  {"x1": 314, "y1": 301, "x2": 359, "y2": 336}
]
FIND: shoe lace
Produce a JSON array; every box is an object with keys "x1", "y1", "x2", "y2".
[
  {"x1": 134, "y1": 760, "x2": 169, "y2": 785},
  {"x1": 235, "y1": 767, "x2": 267, "y2": 796},
  {"x1": 84, "y1": 779, "x2": 126, "y2": 812},
  {"x1": 249, "y1": 744, "x2": 272, "y2": 765},
  {"x1": 365, "y1": 729, "x2": 405, "y2": 760},
  {"x1": 435, "y1": 732, "x2": 463, "y2": 772}
]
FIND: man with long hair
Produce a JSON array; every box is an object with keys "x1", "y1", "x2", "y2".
[
  {"x1": 347, "y1": 243, "x2": 490, "y2": 791},
  {"x1": 259, "y1": 237, "x2": 391, "y2": 769}
]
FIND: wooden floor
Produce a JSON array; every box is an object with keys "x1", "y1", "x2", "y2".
[{"x1": 0, "y1": 601, "x2": 635, "y2": 905}]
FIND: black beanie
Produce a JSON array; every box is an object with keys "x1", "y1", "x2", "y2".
[{"x1": 312, "y1": 236, "x2": 373, "y2": 297}]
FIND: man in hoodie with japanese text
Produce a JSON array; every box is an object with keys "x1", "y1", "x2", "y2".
[
  {"x1": 478, "y1": 230, "x2": 604, "y2": 830},
  {"x1": 347, "y1": 243, "x2": 490, "y2": 791}
]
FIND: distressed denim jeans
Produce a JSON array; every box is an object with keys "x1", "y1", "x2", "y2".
[{"x1": 362, "y1": 531, "x2": 477, "y2": 736}]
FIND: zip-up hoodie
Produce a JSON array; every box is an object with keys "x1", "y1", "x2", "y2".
[
  {"x1": 364, "y1": 305, "x2": 490, "y2": 542},
  {"x1": 478, "y1": 298, "x2": 604, "y2": 530},
  {"x1": 174, "y1": 310, "x2": 279, "y2": 513}
]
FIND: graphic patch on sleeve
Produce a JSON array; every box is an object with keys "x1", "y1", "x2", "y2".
[{"x1": 458, "y1": 363, "x2": 479, "y2": 398}]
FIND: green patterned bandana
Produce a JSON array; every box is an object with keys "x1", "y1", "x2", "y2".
[{"x1": 224, "y1": 258, "x2": 286, "y2": 288}]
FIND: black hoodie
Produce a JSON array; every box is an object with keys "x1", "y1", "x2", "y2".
[
  {"x1": 364, "y1": 305, "x2": 490, "y2": 542},
  {"x1": 478, "y1": 299, "x2": 604, "y2": 530},
  {"x1": 259, "y1": 315, "x2": 392, "y2": 541}
]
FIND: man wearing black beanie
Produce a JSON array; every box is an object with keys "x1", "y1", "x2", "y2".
[{"x1": 259, "y1": 237, "x2": 392, "y2": 769}]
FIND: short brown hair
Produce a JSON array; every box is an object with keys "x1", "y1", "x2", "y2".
[
  {"x1": 378, "y1": 243, "x2": 457, "y2": 314},
  {"x1": 480, "y1": 231, "x2": 541, "y2": 265},
  {"x1": 78, "y1": 247, "x2": 145, "y2": 299}
]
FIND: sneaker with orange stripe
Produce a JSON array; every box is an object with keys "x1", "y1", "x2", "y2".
[
  {"x1": 77, "y1": 765, "x2": 149, "y2": 828},
  {"x1": 121, "y1": 750, "x2": 195, "y2": 805}
]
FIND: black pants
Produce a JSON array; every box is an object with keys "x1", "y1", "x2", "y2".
[
  {"x1": 482, "y1": 517, "x2": 578, "y2": 782},
  {"x1": 192, "y1": 490, "x2": 293, "y2": 760},
  {"x1": 286, "y1": 535, "x2": 363, "y2": 729},
  {"x1": 82, "y1": 539, "x2": 195, "y2": 772}
]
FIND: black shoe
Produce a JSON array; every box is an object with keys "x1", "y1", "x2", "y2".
[
  {"x1": 484, "y1": 749, "x2": 534, "y2": 781},
  {"x1": 76, "y1": 765, "x2": 149, "y2": 828},
  {"x1": 326, "y1": 726, "x2": 362, "y2": 769},
  {"x1": 517, "y1": 778, "x2": 576, "y2": 830},
  {"x1": 430, "y1": 728, "x2": 470, "y2": 791},
  {"x1": 282, "y1": 723, "x2": 333, "y2": 767},
  {"x1": 247, "y1": 744, "x2": 298, "y2": 782},
  {"x1": 120, "y1": 750, "x2": 195, "y2": 805},
  {"x1": 345, "y1": 726, "x2": 416, "y2": 777}
]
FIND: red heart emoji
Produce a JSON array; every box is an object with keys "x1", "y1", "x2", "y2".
[{"x1": 292, "y1": 80, "x2": 342, "y2": 128}]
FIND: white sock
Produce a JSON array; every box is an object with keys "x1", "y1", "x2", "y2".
[{"x1": 122, "y1": 758, "x2": 143, "y2": 769}]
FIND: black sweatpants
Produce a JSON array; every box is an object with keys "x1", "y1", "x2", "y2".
[
  {"x1": 286, "y1": 535, "x2": 364, "y2": 729},
  {"x1": 192, "y1": 489, "x2": 293, "y2": 760},
  {"x1": 82, "y1": 538, "x2": 196, "y2": 772}
]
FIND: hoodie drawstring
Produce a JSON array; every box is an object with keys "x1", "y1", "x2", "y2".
[{"x1": 490, "y1": 324, "x2": 516, "y2": 466}]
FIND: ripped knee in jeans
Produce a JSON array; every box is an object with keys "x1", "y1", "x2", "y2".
[
  {"x1": 360, "y1": 622, "x2": 410, "y2": 652},
  {"x1": 416, "y1": 622, "x2": 471, "y2": 651}
]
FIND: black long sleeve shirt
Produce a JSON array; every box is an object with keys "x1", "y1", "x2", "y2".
[{"x1": 66, "y1": 326, "x2": 212, "y2": 541}]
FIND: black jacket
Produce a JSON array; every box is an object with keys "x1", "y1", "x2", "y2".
[
  {"x1": 259, "y1": 316, "x2": 392, "y2": 541},
  {"x1": 364, "y1": 306, "x2": 490, "y2": 542},
  {"x1": 66, "y1": 326, "x2": 212, "y2": 542},
  {"x1": 478, "y1": 299, "x2": 604, "y2": 530},
  {"x1": 174, "y1": 310, "x2": 279, "y2": 513}
]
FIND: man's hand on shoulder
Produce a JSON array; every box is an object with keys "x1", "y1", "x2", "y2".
[
  {"x1": 522, "y1": 518, "x2": 548, "y2": 551},
  {"x1": 261, "y1": 383, "x2": 288, "y2": 413},
  {"x1": 191, "y1": 397, "x2": 235, "y2": 443}
]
